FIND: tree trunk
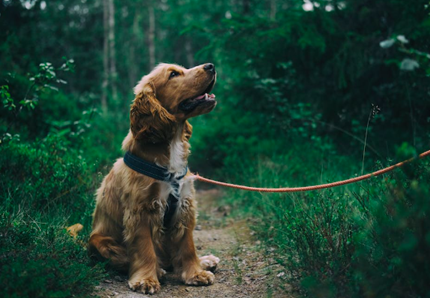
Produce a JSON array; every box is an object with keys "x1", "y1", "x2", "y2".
[
  {"x1": 270, "y1": 0, "x2": 277, "y2": 19},
  {"x1": 101, "y1": 0, "x2": 109, "y2": 110},
  {"x1": 129, "y1": 9, "x2": 140, "y2": 88},
  {"x1": 148, "y1": 4, "x2": 155, "y2": 70},
  {"x1": 185, "y1": 39, "x2": 194, "y2": 67},
  {"x1": 108, "y1": 0, "x2": 118, "y2": 101},
  {"x1": 243, "y1": 0, "x2": 250, "y2": 14}
]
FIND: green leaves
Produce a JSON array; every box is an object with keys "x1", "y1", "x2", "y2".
[
  {"x1": 380, "y1": 35, "x2": 409, "y2": 48},
  {"x1": 379, "y1": 38, "x2": 395, "y2": 48},
  {"x1": 1, "y1": 58, "x2": 76, "y2": 141},
  {"x1": 59, "y1": 57, "x2": 75, "y2": 73},
  {"x1": 396, "y1": 35, "x2": 409, "y2": 44},
  {"x1": 0, "y1": 85, "x2": 15, "y2": 110},
  {"x1": 18, "y1": 98, "x2": 37, "y2": 110},
  {"x1": 380, "y1": 34, "x2": 428, "y2": 72},
  {"x1": 29, "y1": 59, "x2": 74, "y2": 94},
  {"x1": 400, "y1": 58, "x2": 420, "y2": 71}
]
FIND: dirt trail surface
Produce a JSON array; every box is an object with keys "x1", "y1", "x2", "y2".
[{"x1": 95, "y1": 189, "x2": 292, "y2": 298}]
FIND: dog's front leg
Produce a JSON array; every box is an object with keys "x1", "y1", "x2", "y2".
[
  {"x1": 126, "y1": 217, "x2": 160, "y2": 295},
  {"x1": 172, "y1": 225, "x2": 215, "y2": 286}
]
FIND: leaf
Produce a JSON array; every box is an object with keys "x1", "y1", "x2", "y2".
[
  {"x1": 56, "y1": 79, "x2": 67, "y2": 84},
  {"x1": 45, "y1": 84, "x2": 59, "y2": 91},
  {"x1": 400, "y1": 58, "x2": 419, "y2": 71},
  {"x1": 396, "y1": 35, "x2": 409, "y2": 44},
  {"x1": 380, "y1": 39, "x2": 395, "y2": 48}
]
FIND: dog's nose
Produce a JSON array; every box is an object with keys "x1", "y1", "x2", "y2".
[{"x1": 204, "y1": 63, "x2": 215, "y2": 73}]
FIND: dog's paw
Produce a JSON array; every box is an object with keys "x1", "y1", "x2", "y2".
[
  {"x1": 185, "y1": 270, "x2": 215, "y2": 286},
  {"x1": 157, "y1": 268, "x2": 167, "y2": 279},
  {"x1": 128, "y1": 277, "x2": 160, "y2": 295},
  {"x1": 199, "y1": 254, "x2": 220, "y2": 272}
]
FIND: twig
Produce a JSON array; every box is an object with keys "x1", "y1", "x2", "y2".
[{"x1": 362, "y1": 107, "x2": 373, "y2": 175}]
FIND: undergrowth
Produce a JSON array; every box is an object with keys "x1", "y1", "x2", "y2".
[
  {"x1": 0, "y1": 136, "x2": 107, "y2": 298},
  {"x1": 0, "y1": 61, "x2": 128, "y2": 297},
  {"x1": 215, "y1": 139, "x2": 430, "y2": 298}
]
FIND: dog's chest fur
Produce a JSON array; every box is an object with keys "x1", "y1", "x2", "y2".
[{"x1": 159, "y1": 125, "x2": 192, "y2": 220}]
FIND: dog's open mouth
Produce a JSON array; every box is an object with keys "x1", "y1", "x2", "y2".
[{"x1": 179, "y1": 79, "x2": 216, "y2": 112}]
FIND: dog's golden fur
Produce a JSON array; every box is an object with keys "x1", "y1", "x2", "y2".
[{"x1": 89, "y1": 63, "x2": 219, "y2": 294}]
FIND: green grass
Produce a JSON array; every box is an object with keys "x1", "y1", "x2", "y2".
[
  {"x1": 216, "y1": 140, "x2": 430, "y2": 298},
  {"x1": 0, "y1": 134, "x2": 107, "y2": 298},
  {"x1": 2, "y1": 115, "x2": 429, "y2": 298}
]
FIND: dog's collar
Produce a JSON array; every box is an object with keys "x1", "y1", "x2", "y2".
[
  {"x1": 123, "y1": 151, "x2": 188, "y2": 228},
  {"x1": 123, "y1": 151, "x2": 188, "y2": 183}
]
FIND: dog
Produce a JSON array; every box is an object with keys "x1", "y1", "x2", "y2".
[{"x1": 88, "y1": 63, "x2": 220, "y2": 294}]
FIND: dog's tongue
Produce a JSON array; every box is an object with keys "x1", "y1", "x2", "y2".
[{"x1": 193, "y1": 93, "x2": 216, "y2": 101}]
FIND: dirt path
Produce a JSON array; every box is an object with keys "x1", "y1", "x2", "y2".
[{"x1": 95, "y1": 189, "x2": 292, "y2": 298}]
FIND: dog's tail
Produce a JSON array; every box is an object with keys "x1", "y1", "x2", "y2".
[
  {"x1": 67, "y1": 223, "x2": 84, "y2": 238},
  {"x1": 67, "y1": 224, "x2": 129, "y2": 272}
]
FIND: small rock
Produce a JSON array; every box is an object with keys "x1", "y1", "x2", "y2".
[
  {"x1": 185, "y1": 287, "x2": 192, "y2": 292},
  {"x1": 196, "y1": 245, "x2": 202, "y2": 250},
  {"x1": 277, "y1": 272, "x2": 285, "y2": 277},
  {"x1": 195, "y1": 225, "x2": 202, "y2": 231},
  {"x1": 217, "y1": 205, "x2": 230, "y2": 216},
  {"x1": 104, "y1": 279, "x2": 112, "y2": 284}
]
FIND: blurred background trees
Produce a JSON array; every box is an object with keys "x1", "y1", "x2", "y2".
[
  {"x1": 1, "y1": 0, "x2": 429, "y2": 297},
  {"x1": 2, "y1": 0, "x2": 428, "y2": 166}
]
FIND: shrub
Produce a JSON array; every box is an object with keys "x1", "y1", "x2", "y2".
[{"x1": 218, "y1": 139, "x2": 430, "y2": 297}]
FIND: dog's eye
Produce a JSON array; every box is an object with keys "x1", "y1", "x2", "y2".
[{"x1": 169, "y1": 71, "x2": 179, "y2": 79}]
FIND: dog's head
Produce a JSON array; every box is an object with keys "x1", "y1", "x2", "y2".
[{"x1": 130, "y1": 63, "x2": 217, "y2": 143}]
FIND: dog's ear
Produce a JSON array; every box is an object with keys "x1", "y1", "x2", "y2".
[
  {"x1": 130, "y1": 83, "x2": 175, "y2": 143},
  {"x1": 183, "y1": 121, "x2": 193, "y2": 141}
]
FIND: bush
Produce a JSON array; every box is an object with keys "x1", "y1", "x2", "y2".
[
  {"x1": 0, "y1": 60, "x2": 112, "y2": 297},
  {"x1": 0, "y1": 214, "x2": 105, "y2": 298},
  {"x1": 219, "y1": 140, "x2": 430, "y2": 297},
  {"x1": 352, "y1": 160, "x2": 430, "y2": 298},
  {"x1": 0, "y1": 136, "x2": 106, "y2": 297}
]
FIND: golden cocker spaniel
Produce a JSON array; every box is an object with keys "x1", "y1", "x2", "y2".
[{"x1": 89, "y1": 63, "x2": 220, "y2": 294}]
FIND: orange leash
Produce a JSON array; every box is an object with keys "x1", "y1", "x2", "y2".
[{"x1": 191, "y1": 149, "x2": 430, "y2": 193}]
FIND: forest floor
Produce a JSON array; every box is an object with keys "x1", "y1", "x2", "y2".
[{"x1": 95, "y1": 189, "x2": 293, "y2": 298}]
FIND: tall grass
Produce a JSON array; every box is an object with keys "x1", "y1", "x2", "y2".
[
  {"x1": 0, "y1": 105, "x2": 130, "y2": 297},
  {"x1": 213, "y1": 139, "x2": 430, "y2": 297}
]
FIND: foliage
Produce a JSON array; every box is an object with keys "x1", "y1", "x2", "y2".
[
  {"x1": 0, "y1": 212, "x2": 105, "y2": 298},
  {"x1": 352, "y1": 160, "x2": 430, "y2": 298},
  {"x1": 0, "y1": 0, "x2": 429, "y2": 297},
  {"x1": 0, "y1": 134, "x2": 107, "y2": 298},
  {"x1": 221, "y1": 143, "x2": 430, "y2": 297},
  {"x1": 0, "y1": 57, "x2": 111, "y2": 296},
  {"x1": 191, "y1": 0, "x2": 430, "y2": 171}
]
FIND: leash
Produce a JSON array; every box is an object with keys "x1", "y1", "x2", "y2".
[{"x1": 191, "y1": 149, "x2": 430, "y2": 193}]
